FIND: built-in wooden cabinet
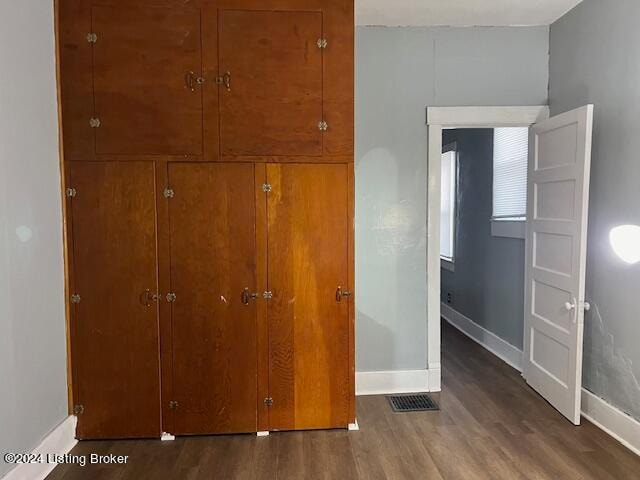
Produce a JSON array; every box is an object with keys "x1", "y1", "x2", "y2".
[
  {"x1": 59, "y1": 0, "x2": 354, "y2": 439},
  {"x1": 59, "y1": 0, "x2": 353, "y2": 162}
]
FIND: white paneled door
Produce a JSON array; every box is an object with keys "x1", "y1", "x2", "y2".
[{"x1": 523, "y1": 105, "x2": 594, "y2": 425}]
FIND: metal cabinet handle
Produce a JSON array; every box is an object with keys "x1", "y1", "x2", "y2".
[
  {"x1": 223, "y1": 71, "x2": 231, "y2": 91},
  {"x1": 185, "y1": 71, "x2": 205, "y2": 92},
  {"x1": 336, "y1": 286, "x2": 352, "y2": 303},
  {"x1": 241, "y1": 287, "x2": 259, "y2": 305},
  {"x1": 185, "y1": 71, "x2": 195, "y2": 91},
  {"x1": 140, "y1": 289, "x2": 159, "y2": 307}
]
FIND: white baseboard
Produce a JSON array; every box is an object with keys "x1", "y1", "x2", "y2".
[
  {"x1": 4, "y1": 415, "x2": 77, "y2": 480},
  {"x1": 356, "y1": 369, "x2": 431, "y2": 395},
  {"x1": 427, "y1": 364, "x2": 442, "y2": 392},
  {"x1": 441, "y1": 303, "x2": 523, "y2": 372},
  {"x1": 581, "y1": 388, "x2": 640, "y2": 456}
]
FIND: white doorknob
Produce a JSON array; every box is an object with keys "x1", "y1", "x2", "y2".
[{"x1": 564, "y1": 301, "x2": 576, "y2": 311}]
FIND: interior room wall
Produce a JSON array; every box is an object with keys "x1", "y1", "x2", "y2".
[
  {"x1": 440, "y1": 129, "x2": 526, "y2": 349},
  {"x1": 355, "y1": 25, "x2": 549, "y2": 373},
  {"x1": 0, "y1": 1, "x2": 68, "y2": 475},
  {"x1": 549, "y1": 0, "x2": 640, "y2": 421}
]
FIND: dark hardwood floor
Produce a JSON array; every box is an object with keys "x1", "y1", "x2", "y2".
[{"x1": 47, "y1": 321, "x2": 640, "y2": 479}]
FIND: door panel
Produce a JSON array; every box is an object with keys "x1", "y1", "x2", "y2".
[
  {"x1": 523, "y1": 105, "x2": 594, "y2": 425},
  {"x1": 69, "y1": 162, "x2": 160, "y2": 439},
  {"x1": 92, "y1": 6, "x2": 203, "y2": 155},
  {"x1": 266, "y1": 164, "x2": 350, "y2": 430},
  {"x1": 168, "y1": 163, "x2": 258, "y2": 434},
  {"x1": 219, "y1": 10, "x2": 323, "y2": 156}
]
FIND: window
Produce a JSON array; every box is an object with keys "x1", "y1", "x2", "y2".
[
  {"x1": 492, "y1": 127, "x2": 529, "y2": 238},
  {"x1": 440, "y1": 145, "x2": 457, "y2": 267}
]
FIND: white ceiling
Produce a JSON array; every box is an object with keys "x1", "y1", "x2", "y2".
[{"x1": 356, "y1": 0, "x2": 583, "y2": 26}]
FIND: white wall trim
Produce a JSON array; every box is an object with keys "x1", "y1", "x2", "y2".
[
  {"x1": 427, "y1": 364, "x2": 442, "y2": 392},
  {"x1": 426, "y1": 106, "x2": 548, "y2": 408},
  {"x1": 441, "y1": 303, "x2": 523, "y2": 372},
  {"x1": 441, "y1": 258, "x2": 455, "y2": 272},
  {"x1": 3, "y1": 416, "x2": 77, "y2": 480},
  {"x1": 581, "y1": 389, "x2": 640, "y2": 457},
  {"x1": 426, "y1": 124, "x2": 443, "y2": 398},
  {"x1": 356, "y1": 369, "x2": 433, "y2": 395},
  {"x1": 427, "y1": 106, "x2": 549, "y2": 127}
]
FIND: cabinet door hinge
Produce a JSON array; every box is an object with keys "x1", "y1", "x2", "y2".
[
  {"x1": 66, "y1": 187, "x2": 77, "y2": 198},
  {"x1": 89, "y1": 118, "x2": 101, "y2": 128},
  {"x1": 168, "y1": 400, "x2": 179, "y2": 410},
  {"x1": 263, "y1": 397, "x2": 273, "y2": 407},
  {"x1": 73, "y1": 404, "x2": 85, "y2": 415},
  {"x1": 316, "y1": 38, "x2": 328, "y2": 49},
  {"x1": 318, "y1": 121, "x2": 328, "y2": 131},
  {"x1": 71, "y1": 294, "x2": 81, "y2": 304},
  {"x1": 262, "y1": 183, "x2": 272, "y2": 193},
  {"x1": 86, "y1": 33, "x2": 97, "y2": 44},
  {"x1": 163, "y1": 188, "x2": 175, "y2": 199}
]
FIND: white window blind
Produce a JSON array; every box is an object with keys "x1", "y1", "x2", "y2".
[
  {"x1": 492, "y1": 127, "x2": 529, "y2": 220},
  {"x1": 440, "y1": 150, "x2": 456, "y2": 261}
]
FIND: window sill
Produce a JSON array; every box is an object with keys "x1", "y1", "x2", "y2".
[
  {"x1": 441, "y1": 258, "x2": 455, "y2": 272},
  {"x1": 491, "y1": 219, "x2": 526, "y2": 239}
]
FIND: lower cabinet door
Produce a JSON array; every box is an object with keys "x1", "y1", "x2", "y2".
[
  {"x1": 69, "y1": 162, "x2": 161, "y2": 439},
  {"x1": 266, "y1": 164, "x2": 351, "y2": 430},
  {"x1": 168, "y1": 163, "x2": 258, "y2": 434}
]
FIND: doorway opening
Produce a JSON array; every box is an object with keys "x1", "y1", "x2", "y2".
[
  {"x1": 439, "y1": 126, "x2": 528, "y2": 370},
  {"x1": 426, "y1": 106, "x2": 594, "y2": 425}
]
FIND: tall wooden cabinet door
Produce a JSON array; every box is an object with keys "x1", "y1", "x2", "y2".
[
  {"x1": 92, "y1": 6, "x2": 203, "y2": 155},
  {"x1": 266, "y1": 164, "x2": 350, "y2": 430},
  {"x1": 219, "y1": 10, "x2": 323, "y2": 156},
  {"x1": 168, "y1": 163, "x2": 258, "y2": 434},
  {"x1": 68, "y1": 162, "x2": 161, "y2": 439}
]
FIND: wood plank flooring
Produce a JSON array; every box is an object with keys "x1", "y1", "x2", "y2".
[{"x1": 47, "y1": 321, "x2": 640, "y2": 479}]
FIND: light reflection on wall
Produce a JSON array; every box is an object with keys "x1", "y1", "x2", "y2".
[
  {"x1": 15, "y1": 226, "x2": 33, "y2": 243},
  {"x1": 609, "y1": 225, "x2": 640, "y2": 265}
]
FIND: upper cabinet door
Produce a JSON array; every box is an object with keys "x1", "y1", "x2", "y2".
[
  {"x1": 92, "y1": 6, "x2": 203, "y2": 155},
  {"x1": 219, "y1": 10, "x2": 323, "y2": 157}
]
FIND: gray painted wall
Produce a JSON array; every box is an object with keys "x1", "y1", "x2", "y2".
[
  {"x1": 550, "y1": 0, "x2": 640, "y2": 421},
  {"x1": 440, "y1": 129, "x2": 526, "y2": 349},
  {"x1": 356, "y1": 26, "x2": 549, "y2": 371},
  {"x1": 0, "y1": 1, "x2": 68, "y2": 476}
]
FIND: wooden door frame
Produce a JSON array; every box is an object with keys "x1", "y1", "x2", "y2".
[{"x1": 425, "y1": 105, "x2": 549, "y2": 390}]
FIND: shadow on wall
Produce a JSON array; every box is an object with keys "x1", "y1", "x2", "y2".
[
  {"x1": 355, "y1": 309, "x2": 395, "y2": 371},
  {"x1": 355, "y1": 146, "x2": 428, "y2": 372}
]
